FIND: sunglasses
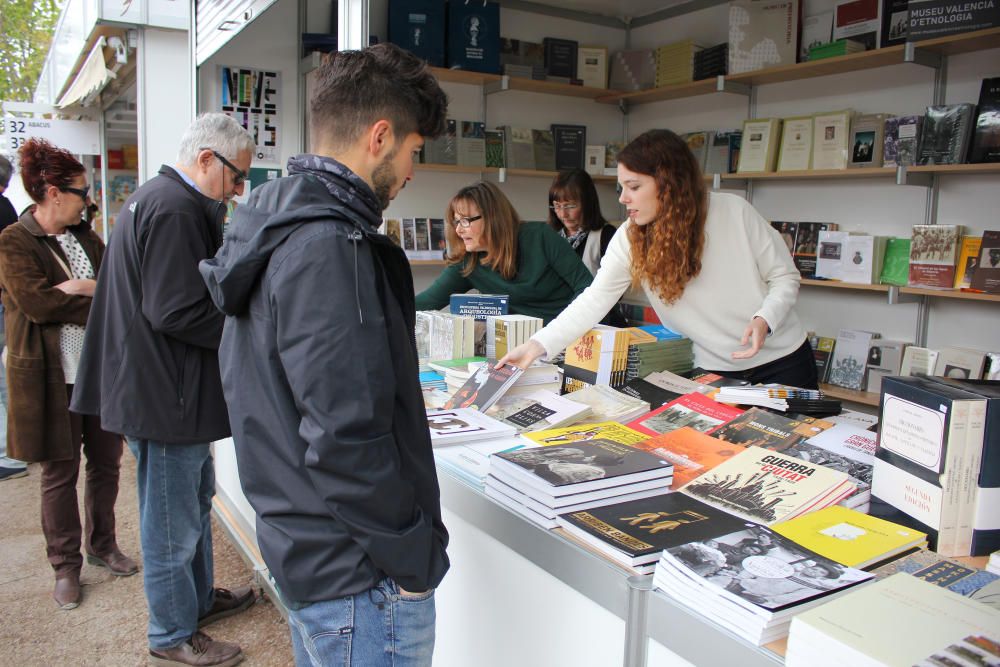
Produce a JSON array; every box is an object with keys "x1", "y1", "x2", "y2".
[
  {"x1": 202, "y1": 147, "x2": 247, "y2": 186},
  {"x1": 451, "y1": 215, "x2": 482, "y2": 229},
  {"x1": 62, "y1": 184, "x2": 90, "y2": 200}
]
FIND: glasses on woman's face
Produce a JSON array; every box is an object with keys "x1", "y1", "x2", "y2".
[
  {"x1": 62, "y1": 184, "x2": 90, "y2": 200},
  {"x1": 549, "y1": 203, "x2": 579, "y2": 212},
  {"x1": 451, "y1": 215, "x2": 482, "y2": 229}
]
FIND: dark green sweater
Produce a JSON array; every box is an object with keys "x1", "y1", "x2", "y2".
[{"x1": 414, "y1": 222, "x2": 594, "y2": 324}]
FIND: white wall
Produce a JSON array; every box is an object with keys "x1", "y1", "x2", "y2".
[{"x1": 137, "y1": 28, "x2": 192, "y2": 183}]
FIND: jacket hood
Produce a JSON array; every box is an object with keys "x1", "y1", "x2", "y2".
[{"x1": 200, "y1": 174, "x2": 375, "y2": 317}]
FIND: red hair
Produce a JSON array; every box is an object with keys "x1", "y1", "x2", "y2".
[
  {"x1": 18, "y1": 138, "x2": 85, "y2": 203},
  {"x1": 618, "y1": 130, "x2": 708, "y2": 305}
]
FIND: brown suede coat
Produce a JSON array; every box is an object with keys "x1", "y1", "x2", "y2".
[{"x1": 0, "y1": 209, "x2": 105, "y2": 462}]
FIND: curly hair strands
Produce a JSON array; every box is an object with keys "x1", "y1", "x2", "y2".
[
  {"x1": 17, "y1": 138, "x2": 85, "y2": 203},
  {"x1": 444, "y1": 181, "x2": 521, "y2": 280},
  {"x1": 618, "y1": 129, "x2": 708, "y2": 305}
]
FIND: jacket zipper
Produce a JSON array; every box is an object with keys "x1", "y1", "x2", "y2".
[{"x1": 348, "y1": 230, "x2": 364, "y2": 325}]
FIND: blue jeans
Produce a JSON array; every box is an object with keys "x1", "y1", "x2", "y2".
[
  {"x1": 128, "y1": 438, "x2": 215, "y2": 649},
  {"x1": 286, "y1": 578, "x2": 436, "y2": 667}
]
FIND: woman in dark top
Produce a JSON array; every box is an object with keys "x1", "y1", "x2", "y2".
[{"x1": 414, "y1": 181, "x2": 592, "y2": 324}]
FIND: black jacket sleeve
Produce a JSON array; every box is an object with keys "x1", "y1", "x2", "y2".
[
  {"x1": 271, "y1": 230, "x2": 438, "y2": 590},
  {"x1": 140, "y1": 211, "x2": 224, "y2": 349}
]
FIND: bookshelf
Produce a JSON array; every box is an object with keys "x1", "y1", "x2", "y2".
[
  {"x1": 414, "y1": 163, "x2": 620, "y2": 183},
  {"x1": 428, "y1": 66, "x2": 622, "y2": 99}
]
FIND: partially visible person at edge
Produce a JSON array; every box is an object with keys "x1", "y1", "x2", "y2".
[
  {"x1": 0, "y1": 139, "x2": 133, "y2": 611},
  {"x1": 0, "y1": 154, "x2": 28, "y2": 482},
  {"x1": 414, "y1": 180, "x2": 593, "y2": 324},
  {"x1": 499, "y1": 129, "x2": 816, "y2": 389},
  {"x1": 200, "y1": 43, "x2": 450, "y2": 667},
  {"x1": 71, "y1": 113, "x2": 257, "y2": 667},
  {"x1": 547, "y1": 168, "x2": 628, "y2": 327}
]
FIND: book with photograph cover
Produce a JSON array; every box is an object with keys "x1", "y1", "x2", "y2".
[
  {"x1": 502, "y1": 126, "x2": 535, "y2": 169},
  {"x1": 970, "y1": 77, "x2": 1000, "y2": 163},
  {"x1": 491, "y1": 439, "x2": 673, "y2": 495},
  {"x1": 800, "y1": 11, "x2": 834, "y2": 61},
  {"x1": 847, "y1": 113, "x2": 885, "y2": 167},
  {"x1": 771, "y1": 221, "x2": 798, "y2": 256},
  {"x1": 680, "y1": 446, "x2": 855, "y2": 525},
  {"x1": 917, "y1": 104, "x2": 976, "y2": 165},
  {"x1": 883, "y1": 115, "x2": 923, "y2": 167},
  {"x1": 970, "y1": 230, "x2": 1000, "y2": 294},
  {"x1": 632, "y1": 426, "x2": 748, "y2": 489},
  {"x1": 485, "y1": 129, "x2": 505, "y2": 168},
  {"x1": 458, "y1": 120, "x2": 486, "y2": 167},
  {"x1": 814, "y1": 230, "x2": 850, "y2": 280},
  {"x1": 809, "y1": 334, "x2": 837, "y2": 382},
  {"x1": 382, "y1": 218, "x2": 402, "y2": 247},
  {"x1": 627, "y1": 392, "x2": 744, "y2": 437},
  {"x1": 908, "y1": 223, "x2": 961, "y2": 289},
  {"x1": 880, "y1": 0, "x2": 910, "y2": 45},
  {"x1": 954, "y1": 235, "x2": 983, "y2": 290},
  {"x1": 710, "y1": 407, "x2": 834, "y2": 449},
  {"x1": 551, "y1": 124, "x2": 587, "y2": 171},
  {"x1": 793, "y1": 222, "x2": 838, "y2": 278},
  {"x1": 576, "y1": 46, "x2": 608, "y2": 89},
  {"x1": 426, "y1": 408, "x2": 517, "y2": 447},
  {"x1": 811, "y1": 110, "x2": 853, "y2": 170},
  {"x1": 524, "y1": 420, "x2": 649, "y2": 447},
  {"x1": 933, "y1": 346, "x2": 987, "y2": 380},
  {"x1": 485, "y1": 389, "x2": 592, "y2": 433},
  {"x1": 558, "y1": 493, "x2": 749, "y2": 567},
  {"x1": 737, "y1": 118, "x2": 783, "y2": 173},
  {"x1": 443, "y1": 361, "x2": 524, "y2": 412},
  {"x1": 833, "y1": 0, "x2": 881, "y2": 49},
  {"x1": 778, "y1": 423, "x2": 876, "y2": 508},
  {"x1": 616, "y1": 377, "x2": 684, "y2": 408},
  {"x1": 864, "y1": 339, "x2": 908, "y2": 394},
  {"x1": 828, "y1": 328, "x2": 879, "y2": 390},
  {"x1": 683, "y1": 131, "x2": 711, "y2": 173}
]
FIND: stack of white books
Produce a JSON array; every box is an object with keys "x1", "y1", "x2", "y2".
[
  {"x1": 484, "y1": 440, "x2": 673, "y2": 530},
  {"x1": 561, "y1": 384, "x2": 650, "y2": 423},
  {"x1": 426, "y1": 408, "x2": 516, "y2": 448},
  {"x1": 485, "y1": 389, "x2": 592, "y2": 433},
  {"x1": 434, "y1": 435, "x2": 535, "y2": 490},
  {"x1": 654, "y1": 524, "x2": 872, "y2": 645}
]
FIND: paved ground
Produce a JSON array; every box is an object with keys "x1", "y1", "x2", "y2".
[{"x1": 0, "y1": 453, "x2": 293, "y2": 666}]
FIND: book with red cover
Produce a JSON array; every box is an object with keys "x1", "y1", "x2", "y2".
[{"x1": 626, "y1": 392, "x2": 744, "y2": 437}]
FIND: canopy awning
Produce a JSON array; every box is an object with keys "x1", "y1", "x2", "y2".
[{"x1": 56, "y1": 36, "x2": 116, "y2": 108}]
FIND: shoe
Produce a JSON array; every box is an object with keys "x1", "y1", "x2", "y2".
[
  {"x1": 53, "y1": 573, "x2": 81, "y2": 610},
  {"x1": 197, "y1": 586, "x2": 256, "y2": 628},
  {"x1": 0, "y1": 466, "x2": 27, "y2": 481},
  {"x1": 87, "y1": 548, "x2": 139, "y2": 576},
  {"x1": 149, "y1": 632, "x2": 243, "y2": 667}
]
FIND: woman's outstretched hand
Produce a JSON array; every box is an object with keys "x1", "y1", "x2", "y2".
[
  {"x1": 496, "y1": 339, "x2": 546, "y2": 370},
  {"x1": 732, "y1": 316, "x2": 769, "y2": 360}
]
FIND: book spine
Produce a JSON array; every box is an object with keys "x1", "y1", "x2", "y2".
[
  {"x1": 956, "y1": 399, "x2": 986, "y2": 556},
  {"x1": 972, "y1": 399, "x2": 1000, "y2": 555},
  {"x1": 937, "y1": 400, "x2": 969, "y2": 556}
]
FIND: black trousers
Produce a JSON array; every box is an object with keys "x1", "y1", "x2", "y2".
[{"x1": 705, "y1": 338, "x2": 819, "y2": 389}]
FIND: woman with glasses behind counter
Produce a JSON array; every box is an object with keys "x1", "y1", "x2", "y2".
[{"x1": 414, "y1": 181, "x2": 593, "y2": 324}]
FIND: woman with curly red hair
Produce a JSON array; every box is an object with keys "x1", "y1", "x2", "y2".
[
  {"x1": 0, "y1": 138, "x2": 134, "y2": 611},
  {"x1": 500, "y1": 129, "x2": 816, "y2": 388}
]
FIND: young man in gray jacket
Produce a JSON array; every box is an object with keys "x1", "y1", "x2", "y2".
[{"x1": 200, "y1": 44, "x2": 450, "y2": 666}]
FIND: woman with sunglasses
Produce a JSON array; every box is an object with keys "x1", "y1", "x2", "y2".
[
  {"x1": 500, "y1": 129, "x2": 816, "y2": 389},
  {"x1": 0, "y1": 138, "x2": 134, "y2": 610},
  {"x1": 414, "y1": 181, "x2": 593, "y2": 324},
  {"x1": 548, "y1": 169, "x2": 627, "y2": 327}
]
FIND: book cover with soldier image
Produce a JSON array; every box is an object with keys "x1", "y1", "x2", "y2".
[
  {"x1": 558, "y1": 493, "x2": 748, "y2": 563},
  {"x1": 710, "y1": 408, "x2": 832, "y2": 449}
]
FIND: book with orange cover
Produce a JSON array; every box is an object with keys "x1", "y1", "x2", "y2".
[{"x1": 631, "y1": 426, "x2": 747, "y2": 489}]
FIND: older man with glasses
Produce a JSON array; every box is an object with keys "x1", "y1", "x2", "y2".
[{"x1": 72, "y1": 113, "x2": 257, "y2": 667}]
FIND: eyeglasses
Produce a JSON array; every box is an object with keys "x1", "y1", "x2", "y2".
[
  {"x1": 62, "y1": 184, "x2": 90, "y2": 200},
  {"x1": 549, "y1": 203, "x2": 579, "y2": 212},
  {"x1": 202, "y1": 147, "x2": 247, "y2": 187},
  {"x1": 451, "y1": 215, "x2": 482, "y2": 229}
]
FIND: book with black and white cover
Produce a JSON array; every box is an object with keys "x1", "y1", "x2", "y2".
[
  {"x1": 909, "y1": 223, "x2": 962, "y2": 289},
  {"x1": 710, "y1": 407, "x2": 834, "y2": 449},
  {"x1": 971, "y1": 229, "x2": 1000, "y2": 294},
  {"x1": 485, "y1": 389, "x2": 591, "y2": 433},
  {"x1": 828, "y1": 328, "x2": 880, "y2": 391},
  {"x1": 559, "y1": 384, "x2": 650, "y2": 423},
  {"x1": 551, "y1": 124, "x2": 586, "y2": 171},
  {"x1": 457, "y1": 120, "x2": 486, "y2": 167},
  {"x1": 557, "y1": 493, "x2": 748, "y2": 568},
  {"x1": 934, "y1": 346, "x2": 987, "y2": 381},
  {"x1": 680, "y1": 446, "x2": 855, "y2": 525},
  {"x1": 791, "y1": 423, "x2": 877, "y2": 510},
  {"x1": 786, "y1": 574, "x2": 1000, "y2": 667},
  {"x1": 883, "y1": 114, "x2": 923, "y2": 166},
  {"x1": 576, "y1": 46, "x2": 608, "y2": 89},
  {"x1": 656, "y1": 524, "x2": 873, "y2": 646},
  {"x1": 900, "y1": 345, "x2": 940, "y2": 376},
  {"x1": 627, "y1": 392, "x2": 744, "y2": 437},
  {"x1": 847, "y1": 113, "x2": 886, "y2": 167},
  {"x1": 814, "y1": 230, "x2": 850, "y2": 280},
  {"x1": 800, "y1": 11, "x2": 834, "y2": 61},
  {"x1": 880, "y1": 0, "x2": 910, "y2": 46},
  {"x1": 917, "y1": 103, "x2": 976, "y2": 165},
  {"x1": 443, "y1": 362, "x2": 524, "y2": 412},
  {"x1": 426, "y1": 408, "x2": 517, "y2": 447},
  {"x1": 970, "y1": 77, "x2": 1000, "y2": 163},
  {"x1": 864, "y1": 338, "x2": 908, "y2": 394},
  {"x1": 793, "y1": 222, "x2": 838, "y2": 278},
  {"x1": 490, "y1": 439, "x2": 673, "y2": 497},
  {"x1": 616, "y1": 377, "x2": 683, "y2": 409}
]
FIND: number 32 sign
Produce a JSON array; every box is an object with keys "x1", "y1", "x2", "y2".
[{"x1": 6, "y1": 117, "x2": 100, "y2": 155}]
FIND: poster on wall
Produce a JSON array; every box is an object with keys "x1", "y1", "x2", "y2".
[{"x1": 220, "y1": 66, "x2": 281, "y2": 163}]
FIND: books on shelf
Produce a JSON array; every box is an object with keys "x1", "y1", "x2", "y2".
[
  {"x1": 880, "y1": 0, "x2": 910, "y2": 46},
  {"x1": 705, "y1": 130, "x2": 736, "y2": 174},
  {"x1": 388, "y1": 0, "x2": 445, "y2": 67},
  {"x1": 808, "y1": 37, "x2": 867, "y2": 60},
  {"x1": 793, "y1": 222, "x2": 838, "y2": 278},
  {"x1": 501, "y1": 126, "x2": 535, "y2": 170},
  {"x1": 908, "y1": 223, "x2": 961, "y2": 289},
  {"x1": 443, "y1": 361, "x2": 524, "y2": 412},
  {"x1": 655, "y1": 523, "x2": 873, "y2": 646},
  {"x1": 728, "y1": 0, "x2": 800, "y2": 74},
  {"x1": 934, "y1": 346, "x2": 987, "y2": 380},
  {"x1": 576, "y1": 46, "x2": 608, "y2": 89},
  {"x1": 679, "y1": 445, "x2": 856, "y2": 525},
  {"x1": 777, "y1": 116, "x2": 814, "y2": 171},
  {"x1": 814, "y1": 230, "x2": 850, "y2": 280},
  {"x1": 557, "y1": 492, "x2": 748, "y2": 572},
  {"x1": 531, "y1": 129, "x2": 556, "y2": 172},
  {"x1": 424, "y1": 119, "x2": 457, "y2": 165},
  {"x1": 811, "y1": 110, "x2": 853, "y2": 170},
  {"x1": 457, "y1": 120, "x2": 486, "y2": 167},
  {"x1": 840, "y1": 234, "x2": 889, "y2": 284},
  {"x1": 917, "y1": 103, "x2": 976, "y2": 165},
  {"x1": 682, "y1": 131, "x2": 711, "y2": 172},
  {"x1": 426, "y1": 408, "x2": 518, "y2": 447},
  {"x1": 878, "y1": 236, "x2": 911, "y2": 285},
  {"x1": 899, "y1": 344, "x2": 940, "y2": 376},
  {"x1": 693, "y1": 42, "x2": 728, "y2": 80},
  {"x1": 970, "y1": 230, "x2": 1000, "y2": 294},
  {"x1": 550, "y1": 124, "x2": 586, "y2": 171},
  {"x1": 847, "y1": 113, "x2": 885, "y2": 167},
  {"x1": 786, "y1": 574, "x2": 1000, "y2": 667},
  {"x1": 485, "y1": 389, "x2": 592, "y2": 433},
  {"x1": 543, "y1": 36, "x2": 578, "y2": 79},
  {"x1": 828, "y1": 328, "x2": 880, "y2": 391},
  {"x1": 883, "y1": 114, "x2": 923, "y2": 167},
  {"x1": 446, "y1": 0, "x2": 500, "y2": 73},
  {"x1": 609, "y1": 49, "x2": 657, "y2": 91},
  {"x1": 864, "y1": 338, "x2": 908, "y2": 394},
  {"x1": 737, "y1": 118, "x2": 782, "y2": 173},
  {"x1": 631, "y1": 426, "x2": 748, "y2": 489},
  {"x1": 970, "y1": 77, "x2": 1000, "y2": 163},
  {"x1": 655, "y1": 40, "x2": 702, "y2": 87},
  {"x1": 800, "y1": 11, "x2": 834, "y2": 61},
  {"x1": 955, "y1": 235, "x2": 983, "y2": 290},
  {"x1": 773, "y1": 504, "x2": 926, "y2": 568},
  {"x1": 584, "y1": 145, "x2": 605, "y2": 175},
  {"x1": 808, "y1": 333, "x2": 836, "y2": 382},
  {"x1": 833, "y1": 0, "x2": 881, "y2": 49},
  {"x1": 626, "y1": 392, "x2": 744, "y2": 437}
]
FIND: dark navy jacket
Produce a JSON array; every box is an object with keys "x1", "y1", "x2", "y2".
[{"x1": 199, "y1": 168, "x2": 449, "y2": 602}]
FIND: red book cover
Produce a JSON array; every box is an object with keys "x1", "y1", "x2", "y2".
[{"x1": 626, "y1": 392, "x2": 743, "y2": 437}]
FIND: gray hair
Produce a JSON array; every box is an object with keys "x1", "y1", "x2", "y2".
[
  {"x1": 176, "y1": 112, "x2": 256, "y2": 166},
  {"x1": 0, "y1": 154, "x2": 12, "y2": 188}
]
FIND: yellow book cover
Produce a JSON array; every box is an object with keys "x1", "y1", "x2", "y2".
[
  {"x1": 563, "y1": 329, "x2": 606, "y2": 386},
  {"x1": 773, "y1": 504, "x2": 926, "y2": 568},
  {"x1": 525, "y1": 421, "x2": 649, "y2": 447},
  {"x1": 954, "y1": 236, "x2": 982, "y2": 289}
]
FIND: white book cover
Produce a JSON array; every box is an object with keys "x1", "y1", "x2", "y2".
[
  {"x1": 485, "y1": 389, "x2": 592, "y2": 432},
  {"x1": 800, "y1": 11, "x2": 833, "y2": 61},
  {"x1": 811, "y1": 110, "x2": 852, "y2": 170},
  {"x1": 560, "y1": 384, "x2": 651, "y2": 423},
  {"x1": 934, "y1": 346, "x2": 988, "y2": 380},
  {"x1": 426, "y1": 408, "x2": 517, "y2": 447},
  {"x1": 584, "y1": 145, "x2": 605, "y2": 175},
  {"x1": 434, "y1": 436, "x2": 535, "y2": 486},
  {"x1": 738, "y1": 118, "x2": 782, "y2": 173},
  {"x1": 815, "y1": 230, "x2": 850, "y2": 280},
  {"x1": 901, "y1": 346, "x2": 940, "y2": 377},
  {"x1": 837, "y1": 234, "x2": 878, "y2": 284},
  {"x1": 864, "y1": 339, "x2": 908, "y2": 393},
  {"x1": 828, "y1": 329, "x2": 878, "y2": 390},
  {"x1": 777, "y1": 116, "x2": 814, "y2": 171}
]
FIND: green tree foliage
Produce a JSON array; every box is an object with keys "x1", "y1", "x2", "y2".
[{"x1": 0, "y1": 0, "x2": 62, "y2": 102}]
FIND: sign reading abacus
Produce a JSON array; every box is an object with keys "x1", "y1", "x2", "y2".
[{"x1": 4, "y1": 116, "x2": 100, "y2": 155}]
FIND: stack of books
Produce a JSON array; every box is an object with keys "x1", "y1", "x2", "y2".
[
  {"x1": 625, "y1": 325, "x2": 694, "y2": 380},
  {"x1": 523, "y1": 420, "x2": 650, "y2": 448},
  {"x1": 870, "y1": 549, "x2": 1000, "y2": 605},
  {"x1": 425, "y1": 312, "x2": 476, "y2": 361},
  {"x1": 485, "y1": 439, "x2": 674, "y2": 529},
  {"x1": 713, "y1": 384, "x2": 842, "y2": 415},
  {"x1": 609, "y1": 49, "x2": 657, "y2": 91},
  {"x1": 559, "y1": 384, "x2": 650, "y2": 423},
  {"x1": 796, "y1": 423, "x2": 876, "y2": 512},
  {"x1": 467, "y1": 360, "x2": 563, "y2": 398},
  {"x1": 487, "y1": 314, "x2": 543, "y2": 360},
  {"x1": 563, "y1": 325, "x2": 630, "y2": 393},
  {"x1": 443, "y1": 362, "x2": 524, "y2": 412},
  {"x1": 615, "y1": 375, "x2": 683, "y2": 410},
  {"x1": 654, "y1": 40, "x2": 702, "y2": 87},
  {"x1": 693, "y1": 43, "x2": 727, "y2": 80},
  {"x1": 485, "y1": 389, "x2": 592, "y2": 433},
  {"x1": 426, "y1": 408, "x2": 517, "y2": 448},
  {"x1": 630, "y1": 426, "x2": 748, "y2": 490},
  {"x1": 654, "y1": 524, "x2": 872, "y2": 645},
  {"x1": 434, "y1": 434, "x2": 534, "y2": 490},
  {"x1": 808, "y1": 37, "x2": 866, "y2": 60}
]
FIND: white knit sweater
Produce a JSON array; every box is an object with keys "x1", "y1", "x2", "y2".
[{"x1": 532, "y1": 192, "x2": 807, "y2": 372}]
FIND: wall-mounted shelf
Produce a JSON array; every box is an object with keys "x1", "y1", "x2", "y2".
[
  {"x1": 429, "y1": 66, "x2": 622, "y2": 100},
  {"x1": 820, "y1": 383, "x2": 881, "y2": 407},
  {"x1": 725, "y1": 167, "x2": 897, "y2": 182},
  {"x1": 801, "y1": 279, "x2": 1000, "y2": 303},
  {"x1": 596, "y1": 78, "x2": 720, "y2": 106},
  {"x1": 414, "y1": 162, "x2": 621, "y2": 184},
  {"x1": 800, "y1": 279, "x2": 891, "y2": 293},
  {"x1": 906, "y1": 163, "x2": 1000, "y2": 176}
]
